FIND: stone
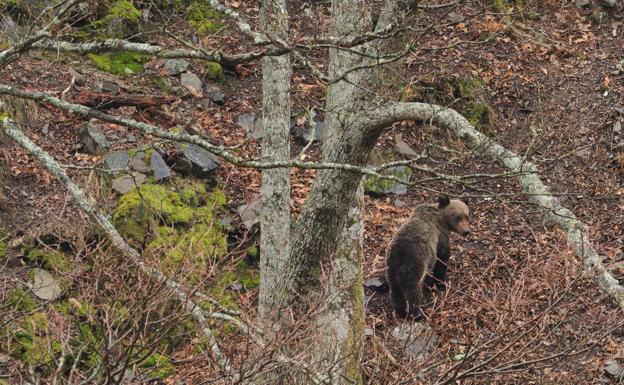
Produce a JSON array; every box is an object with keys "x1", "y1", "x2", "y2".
[
  {"x1": 292, "y1": 120, "x2": 324, "y2": 144},
  {"x1": 249, "y1": 119, "x2": 264, "y2": 139},
  {"x1": 68, "y1": 67, "x2": 85, "y2": 86},
  {"x1": 391, "y1": 322, "x2": 439, "y2": 358},
  {"x1": 394, "y1": 134, "x2": 418, "y2": 158},
  {"x1": 206, "y1": 85, "x2": 225, "y2": 105},
  {"x1": 605, "y1": 359, "x2": 623, "y2": 379},
  {"x1": 164, "y1": 59, "x2": 190, "y2": 75},
  {"x1": 236, "y1": 113, "x2": 256, "y2": 132},
  {"x1": 173, "y1": 144, "x2": 219, "y2": 176},
  {"x1": 364, "y1": 166, "x2": 412, "y2": 196},
  {"x1": 447, "y1": 12, "x2": 465, "y2": 23},
  {"x1": 103, "y1": 150, "x2": 130, "y2": 175},
  {"x1": 29, "y1": 268, "x2": 62, "y2": 301},
  {"x1": 112, "y1": 172, "x2": 147, "y2": 194},
  {"x1": 96, "y1": 80, "x2": 120, "y2": 95},
  {"x1": 237, "y1": 198, "x2": 261, "y2": 231},
  {"x1": 615, "y1": 107, "x2": 624, "y2": 116},
  {"x1": 599, "y1": 0, "x2": 617, "y2": 7},
  {"x1": 613, "y1": 120, "x2": 622, "y2": 135},
  {"x1": 394, "y1": 198, "x2": 406, "y2": 208},
  {"x1": 575, "y1": 0, "x2": 590, "y2": 8},
  {"x1": 181, "y1": 72, "x2": 203, "y2": 97},
  {"x1": 364, "y1": 327, "x2": 374, "y2": 337},
  {"x1": 151, "y1": 151, "x2": 171, "y2": 180},
  {"x1": 79, "y1": 121, "x2": 110, "y2": 155},
  {"x1": 363, "y1": 277, "x2": 388, "y2": 292},
  {"x1": 230, "y1": 282, "x2": 243, "y2": 291},
  {"x1": 129, "y1": 153, "x2": 150, "y2": 173},
  {"x1": 127, "y1": 133, "x2": 137, "y2": 143}
]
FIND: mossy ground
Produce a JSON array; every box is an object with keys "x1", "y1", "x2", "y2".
[
  {"x1": 27, "y1": 248, "x2": 71, "y2": 272},
  {"x1": 112, "y1": 180, "x2": 228, "y2": 284}
]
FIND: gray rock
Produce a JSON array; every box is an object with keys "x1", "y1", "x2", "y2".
[
  {"x1": 29, "y1": 268, "x2": 62, "y2": 301},
  {"x1": 394, "y1": 198, "x2": 406, "y2": 208},
  {"x1": 129, "y1": 152, "x2": 151, "y2": 173},
  {"x1": 237, "y1": 198, "x2": 261, "y2": 231},
  {"x1": 394, "y1": 134, "x2": 418, "y2": 158},
  {"x1": 613, "y1": 120, "x2": 622, "y2": 135},
  {"x1": 112, "y1": 172, "x2": 147, "y2": 194},
  {"x1": 605, "y1": 359, "x2": 623, "y2": 379},
  {"x1": 207, "y1": 86, "x2": 226, "y2": 105},
  {"x1": 364, "y1": 166, "x2": 412, "y2": 196},
  {"x1": 599, "y1": 0, "x2": 617, "y2": 7},
  {"x1": 151, "y1": 151, "x2": 171, "y2": 180},
  {"x1": 364, "y1": 327, "x2": 374, "y2": 337},
  {"x1": 230, "y1": 282, "x2": 244, "y2": 291},
  {"x1": 236, "y1": 113, "x2": 256, "y2": 132},
  {"x1": 391, "y1": 322, "x2": 439, "y2": 358},
  {"x1": 615, "y1": 107, "x2": 624, "y2": 116},
  {"x1": 575, "y1": 0, "x2": 590, "y2": 8},
  {"x1": 68, "y1": 67, "x2": 85, "y2": 86},
  {"x1": 79, "y1": 121, "x2": 110, "y2": 155},
  {"x1": 363, "y1": 277, "x2": 387, "y2": 291},
  {"x1": 173, "y1": 144, "x2": 219, "y2": 176},
  {"x1": 249, "y1": 119, "x2": 264, "y2": 139},
  {"x1": 447, "y1": 12, "x2": 465, "y2": 23},
  {"x1": 127, "y1": 133, "x2": 137, "y2": 143},
  {"x1": 293, "y1": 120, "x2": 324, "y2": 144},
  {"x1": 96, "y1": 80, "x2": 120, "y2": 95},
  {"x1": 103, "y1": 150, "x2": 130, "y2": 175},
  {"x1": 164, "y1": 59, "x2": 190, "y2": 76},
  {"x1": 181, "y1": 72, "x2": 203, "y2": 97}
]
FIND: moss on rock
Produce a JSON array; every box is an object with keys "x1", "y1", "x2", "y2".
[
  {"x1": 87, "y1": 51, "x2": 149, "y2": 75},
  {"x1": 10, "y1": 311, "x2": 62, "y2": 369},
  {"x1": 113, "y1": 181, "x2": 228, "y2": 284},
  {"x1": 204, "y1": 62, "x2": 225, "y2": 82},
  {"x1": 187, "y1": 1, "x2": 224, "y2": 35}
]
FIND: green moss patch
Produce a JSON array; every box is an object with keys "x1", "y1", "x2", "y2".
[
  {"x1": 9, "y1": 311, "x2": 62, "y2": 368},
  {"x1": 87, "y1": 51, "x2": 150, "y2": 75},
  {"x1": 113, "y1": 181, "x2": 228, "y2": 284},
  {"x1": 204, "y1": 62, "x2": 225, "y2": 82},
  {"x1": 140, "y1": 352, "x2": 175, "y2": 379},
  {"x1": 8, "y1": 288, "x2": 38, "y2": 312},
  {"x1": 27, "y1": 248, "x2": 71, "y2": 272},
  {"x1": 187, "y1": 1, "x2": 224, "y2": 35}
]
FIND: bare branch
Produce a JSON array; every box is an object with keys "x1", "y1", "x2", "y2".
[{"x1": 32, "y1": 39, "x2": 288, "y2": 66}]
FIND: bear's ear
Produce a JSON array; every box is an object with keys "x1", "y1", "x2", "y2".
[{"x1": 438, "y1": 195, "x2": 450, "y2": 209}]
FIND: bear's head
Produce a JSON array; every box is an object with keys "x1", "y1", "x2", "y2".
[{"x1": 438, "y1": 195, "x2": 471, "y2": 236}]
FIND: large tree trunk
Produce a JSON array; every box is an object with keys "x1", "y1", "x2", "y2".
[
  {"x1": 313, "y1": 182, "x2": 366, "y2": 384},
  {"x1": 257, "y1": 0, "x2": 291, "y2": 320}
]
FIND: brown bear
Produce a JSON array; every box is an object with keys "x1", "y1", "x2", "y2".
[{"x1": 386, "y1": 195, "x2": 471, "y2": 318}]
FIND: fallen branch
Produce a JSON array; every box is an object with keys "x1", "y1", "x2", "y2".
[
  {"x1": 74, "y1": 92, "x2": 176, "y2": 110},
  {"x1": 372, "y1": 101, "x2": 624, "y2": 310},
  {"x1": 33, "y1": 39, "x2": 287, "y2": 67}
]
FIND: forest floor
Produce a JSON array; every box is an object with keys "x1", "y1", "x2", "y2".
[{"x1": 1, "y1": 1, "x2": 623, "y2": 384}]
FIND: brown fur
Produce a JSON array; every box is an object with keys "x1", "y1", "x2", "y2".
[{"x1": 386, "y1": 195, "x2": 470, "y2": 318}]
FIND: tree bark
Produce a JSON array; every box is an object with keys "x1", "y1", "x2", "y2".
[
  {"x1": 313, "y1": 182, "x2": 365, "y2": 385},
  {"x1": 258, "y1": 0, "x2": 292, "y2": 320}
]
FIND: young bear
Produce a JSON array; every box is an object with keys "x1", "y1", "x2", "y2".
[{"x1": 386, "y1": 195, "x2": 471, "y2": 318}]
